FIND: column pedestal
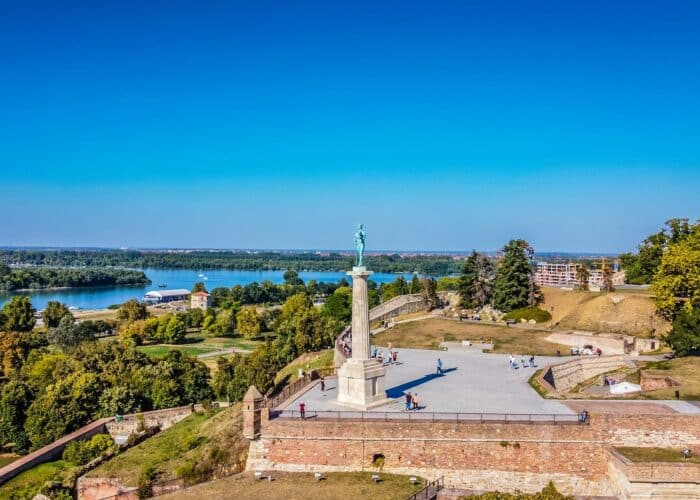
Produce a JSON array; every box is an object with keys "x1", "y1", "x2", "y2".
[{"x1": 336, "y1": 266, "x2": 388, "y2": 410}]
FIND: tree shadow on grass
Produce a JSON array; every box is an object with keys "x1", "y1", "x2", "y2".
[{"x1": 386, "y1": 367, "x2": 457, "y2": 398}]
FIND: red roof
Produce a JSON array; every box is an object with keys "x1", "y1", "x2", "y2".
[{"x1": 191, "y1": 291, "x2": 210, "y2": 296}]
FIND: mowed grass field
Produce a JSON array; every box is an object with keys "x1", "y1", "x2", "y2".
[
  {"x1": 373, "y1": 318, "x2": 568, "y2": 356},
  {"x1": 162, "y1": 471, "x2": 425, "y2": 500},
  {"x1": 136, "y1": 332, "x2": 269, "y2": 359}
]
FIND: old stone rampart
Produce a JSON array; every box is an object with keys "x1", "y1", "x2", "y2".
[
  {"x1": 247, "y1": 411, "x2": 699, "y2": 496},
  {"x1": 606, "y1": 448, "x2": 700, "y2": 498},
  {"x1": 542, "y1": 355, "x2": 626, "y2": 392}
]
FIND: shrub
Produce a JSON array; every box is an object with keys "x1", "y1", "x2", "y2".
[
  {"x1": 503, "y1": 307, "x2": 552, "y2": 323},
  {"x1": 62, "y1": 434, "x2": 115, "y2": 465}
]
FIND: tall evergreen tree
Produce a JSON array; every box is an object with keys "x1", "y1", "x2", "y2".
[
  {"x1": 576, "y1": 265, "x2": 590, "y2": 291},
  {"x1": 458, "y1": 251, "x2": 494, "y2": 308},
  {"x1": 492, "y1": 240, "x2": 538, "y2": 312}
]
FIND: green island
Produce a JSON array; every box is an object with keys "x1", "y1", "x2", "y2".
[{"x1": 0, "y1": 264, "x2": 150, "y2": 292}]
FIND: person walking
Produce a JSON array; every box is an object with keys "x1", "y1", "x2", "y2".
[
  {"x1": 521, "y1": 355, "x2": 526, "y2": 368},
  {"x1": 436, "y1": 358, "x2": 443, "y2": 376},
  {"x1": 529, "y1": 355, "x2": 535, "y2": 368},
  {"x1": 405, "y1": 392, "x2": 412, "y2": 411},
  {"x1": 508, "y1": 354, "x2": 514, "y2": 369},
  {"x1": 299, "y1": 402, "x2": 306, "y2": 420},
  {"x1": 392, "y1": 351, "x2": 398, "y2": 364},
  {"x1": 320, "y1": 376, "x2": 325, "y2": 392},
  {"x1": 412, "y1": 393, "x2": 419, "y2": 410}
]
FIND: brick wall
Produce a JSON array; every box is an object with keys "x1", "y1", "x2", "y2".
[{"x1": 249, "y1": 412, "x2": 700, "y2": 496}]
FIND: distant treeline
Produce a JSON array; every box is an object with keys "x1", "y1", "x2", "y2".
[
  {"x1": 0, "y1": 249, "x2": 462, "y2": 275},
  {"x1": 0, "y1": 264, "x2": 150, "y2": 291}
]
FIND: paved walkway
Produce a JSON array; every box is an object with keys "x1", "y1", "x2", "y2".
[{"x1": 292, "y1": 347, "x2": 574, "y2": 414}]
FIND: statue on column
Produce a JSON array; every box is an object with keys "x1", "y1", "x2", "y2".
[{"x1": 354, "y1": 224, "x2": 366, "y2": 267}]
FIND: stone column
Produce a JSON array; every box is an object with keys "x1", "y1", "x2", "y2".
[
  {"x1": 348, "y1": 266, "x2": 372, "y2": 360},
  {"x1": 336, "y1": 266, "x2": 388, "y2": 410}
]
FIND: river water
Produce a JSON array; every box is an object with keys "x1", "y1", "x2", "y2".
[{"x1": 0, "y1": 268, "x2": 413, "y2": 311}]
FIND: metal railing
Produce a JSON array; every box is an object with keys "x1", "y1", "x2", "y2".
[
  {"x1": 264, "y1": 368, "x2": 337, "y2": 409},
  {"x1": 270, "y1": 409, "x2": 582, "y2": 424},
  {"x1": 407, "y1": 476, "x2": 444, "y2": 500}
]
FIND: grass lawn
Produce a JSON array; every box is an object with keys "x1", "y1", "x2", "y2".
[
  {"x1": 137, "y1": 345, "x2": 214, "y2": 358},
  {"x1": 373, "y1": 318, "x2": 568, "y2": 356},
  {"x1": 0, "y1": 454, "x2": 20, "y2": 468},
  {"x1": 162, "y1": 471, "x2": 425, "y2": 500},
  {"x1": 0, "y1": 460, "x2": 72, "y2": 498},
  {"x1": 617, "y1": 447, "x2": 700, "y2": 464},
  {"x1": 640, "y1": 357, "x2": 700, "y2": 401},
  {"x1": 274, "y1": 350, "x2": 334, "y2": 385},
  {"x1": 88, "y1": 406, "x2": 248, "y2": 487},
  {"x1": 136, "y1": 332, "x2": 269, "y2": 359}
]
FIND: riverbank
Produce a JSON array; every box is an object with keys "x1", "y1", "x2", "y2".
[{"x1": 1, "y1": 268, "x2": 412, "y2": 311}]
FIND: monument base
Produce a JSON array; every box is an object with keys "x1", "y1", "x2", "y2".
[{"x1": 336, "y1": 359, "x2": 388, "y2": 410}]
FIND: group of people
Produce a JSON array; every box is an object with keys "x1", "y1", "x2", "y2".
[
  {"x1": 404, "y1": 391, "x2": 420, "y2": 411},
  {"x1": 373, "y1": 341, "x2": 398, "y2": 365},
  {"x1": 508, "y1": 354, "x2": 536, "y2": 370}
]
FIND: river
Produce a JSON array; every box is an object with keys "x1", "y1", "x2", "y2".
[{"x1": 0, "y1": 268, "x2": 413, "y2": 311}]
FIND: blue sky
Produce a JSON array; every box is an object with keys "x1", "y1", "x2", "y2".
[{"x1": 1, "y1": 1, "x2": 699, "y2": 253}]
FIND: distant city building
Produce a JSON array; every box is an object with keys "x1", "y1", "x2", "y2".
[
  {"x1": 534, "y1": 262, "x2": 625, "y2": 289},
  {"x1": 191, "y1": 291, "x2": 212, "y2": 310},
  {"x1": 143, "y1": 288, "x2": 191, "y2": 304}
]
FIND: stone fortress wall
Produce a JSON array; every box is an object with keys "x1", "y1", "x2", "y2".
[
  {"x1": 246, "y1": 410, "x2": 700, "y2": 498},
  {"x1": 541, "y1": 354, "x2": 628, "y2": 393}
]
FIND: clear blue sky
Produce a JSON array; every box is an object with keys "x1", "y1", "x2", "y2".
[{"x1": 1, "y1": 1, "x2": 699, "y2": 253}]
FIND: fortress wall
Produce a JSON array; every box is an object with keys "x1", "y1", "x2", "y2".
[
  {"x1": 546, "y1": 354, "x2": 626, "y2": 392},
  {"x1": 251, "y1": 413, "x2": 699, "y2": 495}
]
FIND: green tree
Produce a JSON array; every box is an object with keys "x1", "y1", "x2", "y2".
[
  {"x1": 116, "y1": 299, "x2": 148, "y2": 324},
  {"x1": 1, "y1": 296, "x2": 37, "y2": 332},
  {"x1": 236, "y1": 306, "x2": 262, "y2": 339},
  {"x1": 421, "y1": 277, "x2": 439, "y2": 310},
  {"x1": 381, "y1": 276, "x2": 409, "y2": 301},
  {"x1": 576, "y1": 265, "x2": 590, "y2": 291},
  {"x1": 664, "y1": 308, "x2": 700, "y2": 357},
  {"x1": 409, "y1": 275, "x2": 423, "y2": 294},
  {"x1": 283, "y1": 270, "x2": 304, "y2": 286},
  {"x1": 43, "y1": 301, "x2": 72, "y2": 328},
  {"x1": 163, "y1": 315, "x2": 187, "y2": 344},
  {"x1": 323, "y1": 287, "x2": 352, "y2": 323},
  {"x1": 458, "y1": 251, "x2": 494, "y2": 308},
  {"x1": 622, "y1": 218, "x2": 694, "y2": 285},
  {"x1": 192, "y1": 282, "x2": 207, "y2": 293},
  {"x1": 650, "y1": 224, "x2": 700, "y2": 320},
  {"x1": 0, "y1": 380, "x2": 33, "y2": 452},
  {"x1": 492, "y1": 240, "x2": 538, "y2": 312},
  {"x1": 47, "y1": 315, "x2": 92, "y2": 350}
]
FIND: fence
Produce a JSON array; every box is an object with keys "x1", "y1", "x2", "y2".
[
  {"x1": 270, "y1": 409, "x2": 583, "y2": 424},
  {"x1": 407, "y1": 476, "x2": 444, "y2": 500},
  {"x1": 264, "y1": 368, "x2": 336, "y2": 410}
]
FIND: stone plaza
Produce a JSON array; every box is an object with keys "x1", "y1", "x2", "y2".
[{"x1": 291, "y1": 347, "x2": 574, "y2": 415}]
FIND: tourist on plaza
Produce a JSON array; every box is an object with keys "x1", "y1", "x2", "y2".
[
  {"x1": 372, "y1": 346, "x2": 377, "y2": 358},
  {"x1": 508, "y1": 354, "x2": 514, "y2": 369},
  {"x1": 320, "y1": 376, "x2": 325, "y2": 392},
  {"x1": 521, "y1": 355, "x2": 526, "y2": 368},
  {"x1": 529, "y1": 355, "x2": 535, "y2": 367},
  {"x1": 436, "y1": 358, "x2": 443, "y2": 375},
  {"x1": 299, "y1": 402, "x2": 306, "y2": 420},
  {"x1": 412, "y1": 393, "x2": 419, "y2": 410},
  {"x1": 392, "y1": 351, "x2": 398, "y2": 364},
  {"x1": 405, "y1": 392, "x2": 412, "y2": 411}
]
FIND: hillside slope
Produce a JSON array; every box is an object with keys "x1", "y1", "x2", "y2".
[{"x1": 541, "y1": 287, "x2": 669, "y2": 337}]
